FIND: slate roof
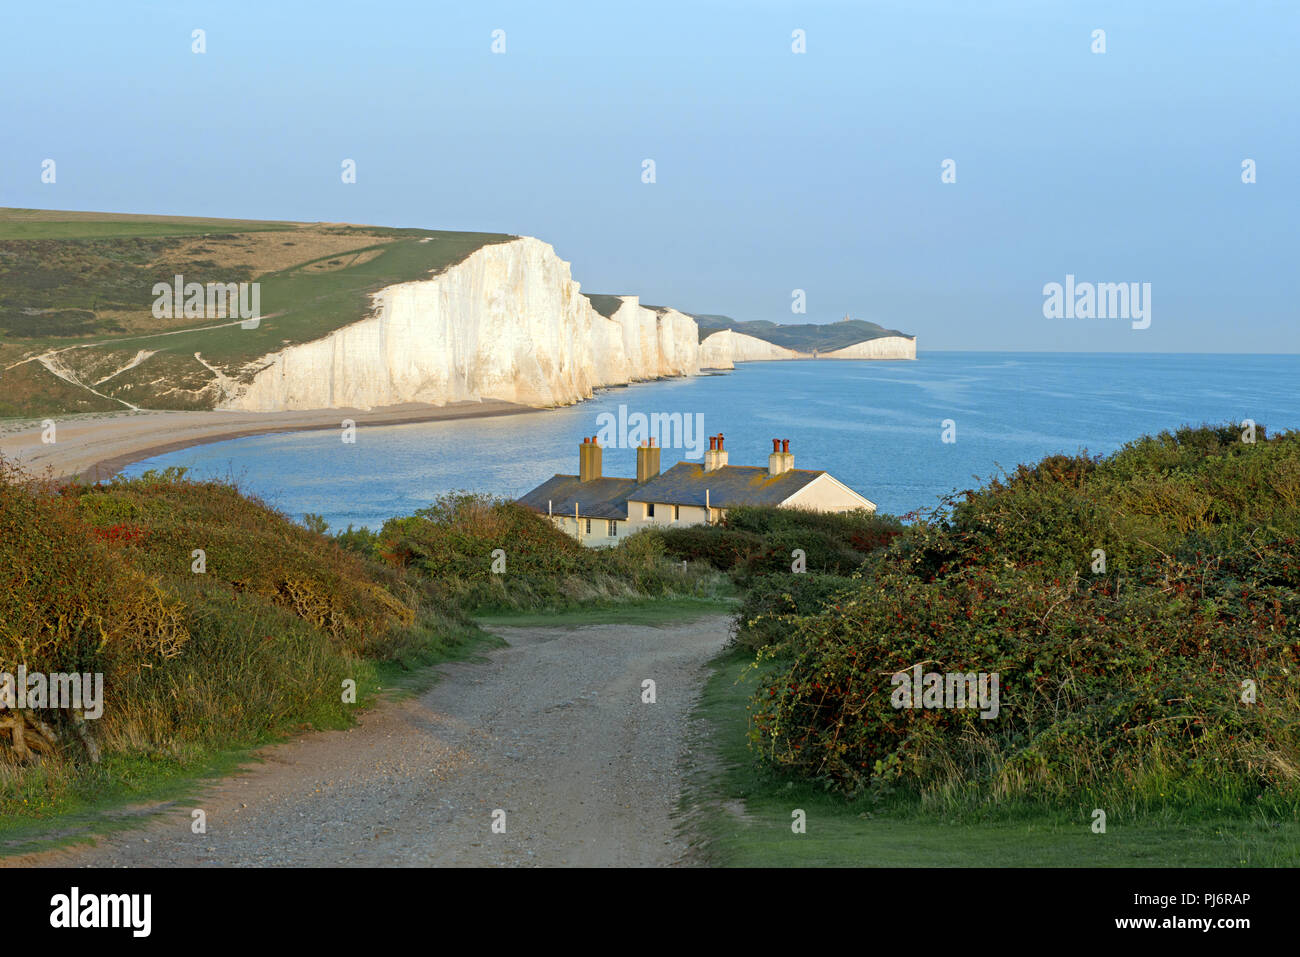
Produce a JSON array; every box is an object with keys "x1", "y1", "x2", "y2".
[
  {"x1": 628, "y1": 462, "x2": 825, "y2": 508},
  {"x1": 516, "y1": 474, "x2": 639, "y2": 520}
]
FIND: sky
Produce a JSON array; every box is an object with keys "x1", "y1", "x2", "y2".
[{"x1": 1, "y1": 0, "x2": 1296, "y2": 352}]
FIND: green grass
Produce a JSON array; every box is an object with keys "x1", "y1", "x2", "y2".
[
  {"x1": 367, "y1": 618, "x2": 508, "y2": 699},
  {"x1": 684, "y1": 649, "x2": 1300, "y2": 866},
  {"x1": 0, "y1": 207, "x2": 300, "y2": 240},
  {"x1": 476, "y1": 595, "x2": 739, "y2": 629}
]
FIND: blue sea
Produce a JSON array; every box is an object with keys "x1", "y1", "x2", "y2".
[{"x1": 122, "y1": 353, "x2": 1300, "y2": 531}]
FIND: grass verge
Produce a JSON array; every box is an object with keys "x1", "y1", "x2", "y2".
[{"x1": 475, "y1": 595, "x2": 739, "y2": 629}]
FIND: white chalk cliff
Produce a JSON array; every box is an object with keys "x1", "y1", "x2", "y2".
[
  {"x1": 700, "y1": 329, "x2": 916, "y2": 367},
  {"x1": 820, "y1": 336, "x2": 916, "y2": 360},
  {"x1": 221, "y1": 236, "x2": 910, "y2": 412},
  {"x1": 699, "y1": 330, "x2": 803, "y2": 369}
]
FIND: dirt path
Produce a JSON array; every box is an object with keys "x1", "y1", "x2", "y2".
[{"x1": 6, "y1": 616, "x2": 730, "y2": 868}]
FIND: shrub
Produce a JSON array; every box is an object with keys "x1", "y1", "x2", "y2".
[
  {"x1": 732, "y1": 572, "x2": 857, "y2": 653},
  {"x1": 749, "y1": 425, "x2": 1300, "y2": 809},
  {"x1": 0, "y1": 461, "x2": 431, "y2": 775},
  {"x1": 650, "y1": 507, "x2": 901, "y2": 581},
  {"x1": 72, "y1": 474, "x2": 416, "y2": 654},
  {"x1": 653, "y1": 526, "x2": 766, "y2": 570}
]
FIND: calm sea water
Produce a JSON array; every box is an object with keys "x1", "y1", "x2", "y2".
[{"x1": 123, "y1": 353, "x2": 1299, "y2": 530}]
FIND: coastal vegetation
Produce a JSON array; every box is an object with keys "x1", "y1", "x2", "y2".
[
  {"x1": 6, "y1": 422, "x2": 1295, "y2": 866},
  {"x1": 682, "y1": 423, "x2": 1300, "y2": 865},
  {"x1": 686, "y1": 647, "x2": 1300, "y2": 865}
]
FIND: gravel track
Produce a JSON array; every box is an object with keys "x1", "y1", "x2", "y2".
[{"x1": 8, "y1": 616, "x2": 731, "y2": 868}]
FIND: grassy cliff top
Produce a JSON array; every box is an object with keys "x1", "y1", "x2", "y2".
[{"x1": 0, "y1": 209, "x2": 515, "y2": 416}]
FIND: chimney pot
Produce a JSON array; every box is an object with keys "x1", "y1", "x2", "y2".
[
  {"x1": 772, "y1": 438, "x2": 780, "y2": 453},
  {"x1": 782, "y1": 439, "x2": 789, "y2": 454},
  {"x1": 709, "y1": 436, "x2": 717, "y2": 451},
  {"x1": 717, "y1": 433, "x2": 725, "y2": 451}
]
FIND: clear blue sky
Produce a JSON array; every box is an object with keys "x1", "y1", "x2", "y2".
[{"x1": 2, "y1": 1, "x2": 1296, "y2": 352}]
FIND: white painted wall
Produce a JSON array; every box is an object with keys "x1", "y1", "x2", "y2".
[
  {"x1": 550, "y1": 514, "x2": 625, "y2": 547},
  {"x1": 781, "y1": 473, "x2": 876, "y2": 512}
]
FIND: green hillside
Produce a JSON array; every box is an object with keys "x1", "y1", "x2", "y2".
[{"x1": 0, "y1": 209, "x2": 514, "y2": 416}]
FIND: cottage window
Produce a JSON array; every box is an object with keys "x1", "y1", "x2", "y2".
[
  {"x1": 673, "y1": 505, "x2": 680, "y2": 520},
  {"x1": 608, "y1": 520, "x2": 617, "y2": 536},
  {"x1": 646, "y1": 503, "x2": 655, "y2": 518},
  {"x1": 585, "y1": 518, "x2": 592, "y2": 534}
]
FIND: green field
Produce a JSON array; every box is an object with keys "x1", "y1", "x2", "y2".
[
  {"x1": 0, "y1": 208, "x2": 302, "y2": 241},
  {"x1": 685, "y1": 649, "x2": 1300, "y2": 867}
]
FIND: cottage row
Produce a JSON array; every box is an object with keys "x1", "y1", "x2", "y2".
[{"x1": 517, "y1": 434, "x2": 875, "y2": 545}]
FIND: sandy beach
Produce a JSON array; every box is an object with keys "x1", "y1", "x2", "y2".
[{"x1": 0, "y1": 400, "x2": 537, "y2": 482}]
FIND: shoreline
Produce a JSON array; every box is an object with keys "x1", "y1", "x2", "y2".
[
  {"x1": 0, "y1": 355, "x2": 926, "y2": 484},
  {"x1": 0, "y1": 400, "x2": 540, "y2": 482}
]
